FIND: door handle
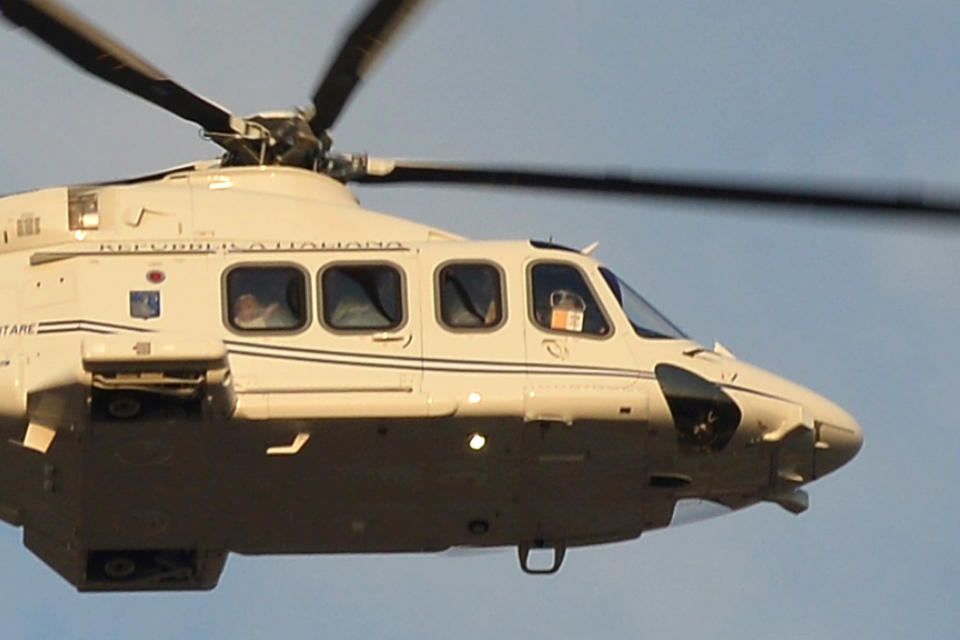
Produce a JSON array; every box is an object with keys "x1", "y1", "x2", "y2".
[{"x1": 371, "y1": 332, "x2": 412, "y2": 348}]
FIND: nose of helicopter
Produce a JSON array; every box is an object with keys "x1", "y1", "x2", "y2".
[
  {"x1": 811, "y1": 397, "x2": 863, "y2": 477},
  {"x1": 716, "y1": 359, "x2": 863, "y2": 477},
  {"x1": 764, "y1": 372, "x2": 863, "y2": 477}
]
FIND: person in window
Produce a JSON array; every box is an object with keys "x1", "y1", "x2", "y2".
[
  {"x1": 233, "y1": 293, "x2": 295, "y2": 329},
  {"x1": 441, "y1": 266, "x2": 500, "y2": 328},
  {"x1": 324, "y1": 266, "x2": 400, "y2": 330},
  {"x1": 328, "y1": 293, "x2": 392, "y2": 328},
  {"x1": 445, "y1": 297, "x2": 498, "y2": 327}
]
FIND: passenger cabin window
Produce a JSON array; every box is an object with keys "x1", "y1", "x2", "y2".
[
  {"x1": 321, "y1": 264, "x2": 403, "y2": 330},
  {"x1": 530, "y1": 263, "x2": 610, "y2": 336},
  {"x1": 438, "y1": 263, "x2": 503, "y2": 329},
  {"x1": 226, "y1": 265, "x2": 307, "y2": 331}
]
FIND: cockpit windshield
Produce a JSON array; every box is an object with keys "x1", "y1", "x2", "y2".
[{"x1": 599, "y1": 267, "x2": 687, "y2": 339}]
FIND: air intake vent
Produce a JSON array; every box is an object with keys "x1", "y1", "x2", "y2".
[
  {"x1": 654, "y1": 363, "x2": 742, "y2": 452},
  {"x1": 68, "y1": 189, "x2": 99, "y2": 230}
]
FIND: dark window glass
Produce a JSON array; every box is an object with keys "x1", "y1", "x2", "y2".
[
  {"x1": 322, "y1": 264, "x2": 403, "y2": 330},
  {"x1": 530, "y1": 263, "x2": 609, "y2": 335},
  {"x1": 438, "y1": 263, "x2": 503, "y2": 329},
  {"x1": 599, "y1": 267, "x2": 687, "y2": 339},
  {"x1": 226, "y1": 266, "x2": 306, "y2": 331}
]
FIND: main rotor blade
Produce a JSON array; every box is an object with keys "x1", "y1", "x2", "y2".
[
  {"x1": 352, "y1": 160, "x2": 960, "y2": 218},
  {"x1": 0, "y1": 0, "x2": 237, "y2": 134},
  {"x1": 309, "y1": 0, "x2": 426, "y2": 136}
]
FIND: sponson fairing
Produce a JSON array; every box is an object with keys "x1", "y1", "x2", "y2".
[{"x1": 0, "y1": 167, "x2": 860, "y2": 590}]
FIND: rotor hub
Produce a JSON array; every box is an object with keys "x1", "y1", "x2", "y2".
[{"x1": 215, "y1": 111, "x2": 328, "y2": 169}]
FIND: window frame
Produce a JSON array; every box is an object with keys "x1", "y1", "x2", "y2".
[
  {"x1": 222, "y1": 261, "x2": 311, "y2": 335},
  {"x1": 317, "y1": 260, "x2": 408, "y2": 334},
  {"x1": 434, "y1": 259, "x2": 508, "y2": 333},
  {"x1": 526, "y1": 260, "x2": 615, "y2": 340}
]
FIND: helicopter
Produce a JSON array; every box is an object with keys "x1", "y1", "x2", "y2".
[{"x1": 1, "y1": 0, "x2": 956, "y2": 593}]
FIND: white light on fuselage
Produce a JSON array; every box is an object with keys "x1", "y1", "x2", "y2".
[{"x1": 468, "y1": 433, "x2": 487, "y2": 451}]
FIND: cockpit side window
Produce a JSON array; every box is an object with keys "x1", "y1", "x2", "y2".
[
  {"x1": 437, "y1": 263, "x2": 504, "y2": 330},
  {"x1": 599, "y1": 267, "x2": 687, "y2": 339},
  {"x1": 321, "y1": 264, "x2": 403, "y2": 331},
  {"x1": 530, "y1": 263, "x2": 610, "y2": 336},
  {"x1": 226, "y1": 265, "x2": 307, "y2": 332}
]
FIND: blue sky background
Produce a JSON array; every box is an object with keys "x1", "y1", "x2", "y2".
[{"x1": 1, "y1": 1, "x2": 959, "y2": 638}]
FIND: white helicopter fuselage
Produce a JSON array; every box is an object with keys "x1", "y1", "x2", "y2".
[{"x1": 0, "y1": 165, "x2": 862, "y2": 590}]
